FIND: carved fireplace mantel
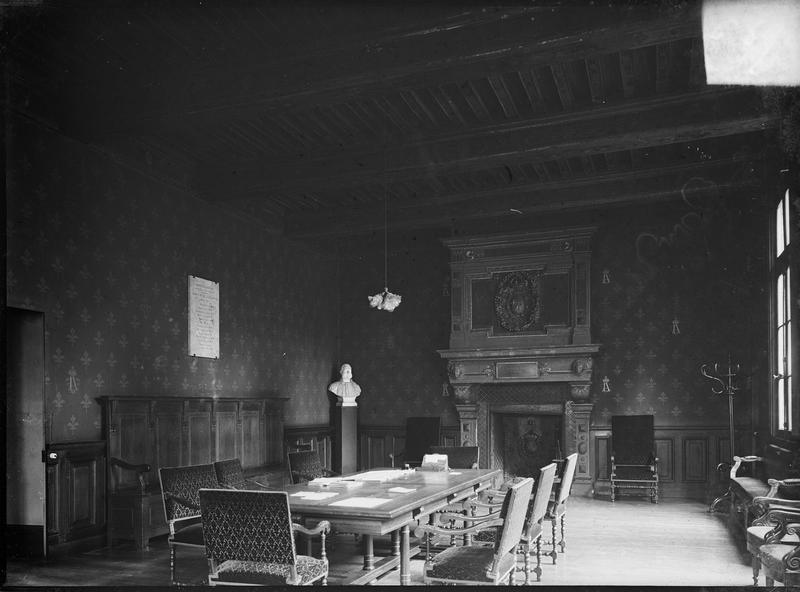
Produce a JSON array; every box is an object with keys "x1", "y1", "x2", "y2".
[{"x1": 438, "y1": 228, "x2": 601, "y2": 486}]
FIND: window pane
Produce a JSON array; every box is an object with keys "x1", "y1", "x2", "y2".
[
  {"x1": 788, "y1": 375, "x2": 794, "y2": 432},
  {"x1": 779, "y1": 325, "x2": 786, "y2": 373},
  {"x1": 778, "y1": 198, "x2": 786, "y2": 256},
  {"x1": 778, "y1": 378, "x2": 786, "y2": 430},
  {"x1": 778, "y1": 273, "x2": 786, "y2": 326},
  {"x1": 784, "y1": 189, "x2": 792, "y2": 248},
  {"x1": 788, "y1": 267, "x2": 792, "y2": 323}
]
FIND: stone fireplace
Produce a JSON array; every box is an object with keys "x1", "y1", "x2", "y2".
[{"x1": 438, "y1": 228, "x2": 600, "y2": 487}]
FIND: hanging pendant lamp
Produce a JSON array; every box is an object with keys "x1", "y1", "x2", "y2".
[{"x1": 368, "y1": 187, "x2": 402, "y2": 312}]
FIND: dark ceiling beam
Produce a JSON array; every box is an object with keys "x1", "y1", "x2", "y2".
[
  {"x1": 197, "y1": 88, "x2": 775, "y2": 200},
  {"x1": 79, "y1": 6, "x2": 700, "y2": 138},
  {"x1": 283, "y1": 155, "x2": 761, "y2": 239}
]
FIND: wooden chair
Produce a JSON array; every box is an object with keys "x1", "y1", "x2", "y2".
[
  {"x1": 610, "y1": 415, "x2": 659, "y2": 503},
  {"x1": 389, "y1": 416, "x2": 441, "y2": 468},
  {"x1": 213, "y1": 458, "x2": 270, "y2": 490},
  {"x1": 158, "y1": 463, "x2": 220, "y2": 585},
  {"x1": 414, "y1": 477, "x2": 534, "y2": 585},
  {"x1": 429, "y1": 445, "x2": 480, "y2": 469},
  {"x1": 545, "y1": 452, "x2": 578, "y2": 563},
  {"x1": 756, "y1": 505, "x2": 800, "y2": 587},
  {"x1": 747, "y1": 480, "x2": 800, "y2": 585},
  {"x1": 286, "y1": 450, "x2": 337, "y2": 484},
  {"x1": 199, "y1": 488, "x2": 330, "y2": 586},
  {"x1": 470, "y1": 464, "x2": 557, "y2": 583}
]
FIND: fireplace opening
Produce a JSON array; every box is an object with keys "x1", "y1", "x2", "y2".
[{"x1": 491, "y1": 413, "x2": 562, "y2": 481}]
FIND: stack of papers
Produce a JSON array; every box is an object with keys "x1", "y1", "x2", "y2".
[
  {"x1": 309, "y1": 477, "x2": 343, "y2": 485},
  {"x1": 290, "y1": 491, "x2": 339, "y2": 501},
  {"x1": 349, "y1": 470, "x2": 405, "y2": 482}
]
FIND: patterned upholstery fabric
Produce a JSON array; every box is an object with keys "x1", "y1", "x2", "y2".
[
  {"x1": 287, "y1": 450, "x2": 326, "y2": 484},
  {"x1": 159, "y1": 464, "x2": 219, "y2": 521},
  {"x1": 429, "y1": 446, "x2": 479, "y2": 469},
  {"x1": 213, "y1": 556, "x2": 328, "y2": 585},
  {"x1": 199, "y1": 488, "x2": 328, "y2": 586},
  {"x1": 424, "y1": 477, "x2": 533, "y2": 585},
  {"x1": 426, "y1": 545, "x2": 516, "y2": 583}
]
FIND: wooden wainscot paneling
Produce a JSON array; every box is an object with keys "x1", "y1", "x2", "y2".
[
  {"x1": 99, "y1": 395, "x2": 287, "y2": 550},
  {"x1": 46, "y1": 441, "x2": 106, "y2": 555}
]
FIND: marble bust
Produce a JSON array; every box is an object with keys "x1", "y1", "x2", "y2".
[{"x1": 328, "y1": 363, "x2": 361, "y2": 407}]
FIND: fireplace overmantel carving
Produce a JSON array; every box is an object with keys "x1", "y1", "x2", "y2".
[{"x1": 438, "y1": 228, "x2": 601, "y2": 486}]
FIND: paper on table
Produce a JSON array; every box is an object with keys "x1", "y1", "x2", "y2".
[
  {"x1": 388, "y1": 487, "x2": 416, "y2": 493},
  {"x1": 329, "y1": 497, "x2": 392, "y2": 508},
  {"x1": 290, "y1": 491, "x2": 339, "y2": 500},
  {"x1": 310, "y1": 477, "x2": 343, "y2": 485},
  {"x1": 349, "y1": 470, "x2": 405, "y2": 482}
]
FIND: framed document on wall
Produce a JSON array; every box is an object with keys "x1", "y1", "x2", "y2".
[{"x1": 188, "y1": 275, "x2": 219, "y2": 358}]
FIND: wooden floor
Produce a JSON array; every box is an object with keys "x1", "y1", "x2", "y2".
[{"x1": 4, "y1": 496, "x2": 754, "y2": 587}]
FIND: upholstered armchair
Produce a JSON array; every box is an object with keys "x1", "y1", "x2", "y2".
[
  {"x1": 413, "y1": 477, "x2": 533, "y2": 585},
  {"x1": 199, "y1": 488, "x2": 330, "y2": 586},
  {"x1": 546, "y1": 452, "x2": 578, "y2": 563},
  {"x1": 747, "y1": 480, "x2": 800, "y2": 585},
  {"x1": 213, "y1": 458, "x2": 270, "y2": 490},
  {"x1": 286, "y1": 450, "x2": 337, "y2": 484},
  {"x1": 158, "y1": 463, "x2": 220, "y2": 585},
  {"x1": 471, "y1": 464, "x2": 557, "y2": 583},
  {"x1": 756, "y1": 505, "x2": 800, "y2": 587}
]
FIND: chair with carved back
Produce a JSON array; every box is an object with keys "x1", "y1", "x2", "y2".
[
  {"x1": 756, "y1": 504, "x2": 800, "y2": 587},
  {"x1": 286, "y1": 450, "x2": 337, "y2": 485},
  {"x1": 389, "y1": 416, "x2": 441, "y2": 468},
  {"x1": 610, "y1": 415, "x2": 659, "y2": 503},
  {"x1": 199, "y1": 488, "x2": 330, "y2": 586},
  {"x1": 213, "y1": 458, "x2": 270, "y2": 490},
  {"x1": 545, "y1": 452, "x2": 578, "y2": 563},
  {"x1": 470, "y1": 464, "x2": 557, "y2": 583},
  {"x1": 429, "y1": 445, "x2": 480, "y2": 469},
  {"x1": 158, "y1": 463, "x2": 220, "y2": 585},
  {"x1": 413, "y1": 477, "x2": 534, "y2": 585},
  {"x1": 747, "y1": 479, "x2": 800, "y2": 585}
]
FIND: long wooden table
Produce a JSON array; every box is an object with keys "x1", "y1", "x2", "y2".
[{"x1": 285, "y1": 467, "x2": 500, "y2": 585}]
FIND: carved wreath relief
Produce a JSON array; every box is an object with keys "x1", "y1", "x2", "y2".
[{"x1": 494, "y1": 271, "x2": 541, "y2": 331}]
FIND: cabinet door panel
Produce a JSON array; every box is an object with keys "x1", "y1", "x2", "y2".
[{"x1": 216, "y1": 411, "x2": 238, "y2": 461}]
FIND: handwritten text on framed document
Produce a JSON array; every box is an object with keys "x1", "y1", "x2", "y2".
[{"x1": 188, "y1": 275, "x2": 219, "y2": 358}]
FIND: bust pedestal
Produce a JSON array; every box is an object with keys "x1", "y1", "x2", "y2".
[{"x1": 332, "y1": 405, "x2": 357, "y2": 474}]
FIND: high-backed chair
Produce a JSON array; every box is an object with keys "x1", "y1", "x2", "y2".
[
  {"x1": 286, "y1": 450, "x2": 337, "y2": 484},
  {"x1": 414, "y1": 477, "x2": 534, "y2": 585},
  {"x1": 756, "y1": 505, "x2": 800, "y2": 587},
  {"x1": 610, "y1": 415, "x2": 659, "y2": 503},
  {"x1": 429, "y1": 445, "x2": 480, "y2": 469},
  {"x1": 471, "y1": 464, "x2": 557, "y2": 584},
  {"x1": 545, "y1": 452, "x2": 578, "y2": 563},
  {"x1": 199, "y1": 488, "x2": 330, "y2": 586},
  {"x1": 159, "y1": 463, "x2": 220, "y2": 584},
  {"x1": 389, "y1": 416, "x2": 441, "y2": 468},
  {"x1": 747, "y1": 482, "x2": 800, "y2": 585},
  {"x1": 213, "y1": 458, "x2": 269, "y2": 490}
]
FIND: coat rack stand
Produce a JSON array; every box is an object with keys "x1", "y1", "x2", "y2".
[{"x1": 701, "y1": 355, "x2": 739, "y2": 513}]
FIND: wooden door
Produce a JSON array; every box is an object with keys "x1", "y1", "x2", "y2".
[{"x1": 6, "y1": 307, "x2": 47, "y2": 558}]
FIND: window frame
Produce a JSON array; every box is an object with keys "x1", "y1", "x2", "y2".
[{"x1": 770, "y1": 186, "x2": 800, "y2": 439}]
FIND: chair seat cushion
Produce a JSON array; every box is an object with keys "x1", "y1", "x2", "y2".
[
  {"x1": 747, "y1": 525, "x2": 800, "y2": 553},
  {"x1": 730, "y1": 477, "x2": 770, "y2": 501},
  {"x1": 170, "y1": 522, "x2": 205, "y2": 546},
  {"x1": 212, "y1": 555, "x2": 328, "y2": 585},
  {"x1": 759, "y1": 543, "x2": 800, "y2": 584},
  {"x1": 425, "y1": 544, "x2": 516, "y2": 583}
]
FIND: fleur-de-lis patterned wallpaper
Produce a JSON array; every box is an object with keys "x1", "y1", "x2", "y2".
[
  {"x1": 7, "y1": 117, "x2": 339, "y2": 442},
  {"x1": 8, "y1": 114, "x2": 769, "y2": 442},
  {"x1": 338, "y1": 196, "x2": 767, "y2": 430}
]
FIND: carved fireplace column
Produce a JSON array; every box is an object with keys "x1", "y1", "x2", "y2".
[
  {"x1": 453, "y1": 385, "x2": 479, "y2": 448},
  {"x1": 565, "y1": 393, "x2": 593, "y2": 485}
]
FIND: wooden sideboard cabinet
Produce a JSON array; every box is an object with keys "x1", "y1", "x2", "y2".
[
  {"x1": 99, "y1": 395, "x2": 287, "y2": 549},
  {"x1": 46, "y1": 440, "x2": 107, "y2": 555}
]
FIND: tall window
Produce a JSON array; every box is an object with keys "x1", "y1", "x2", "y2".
[{"x1": 773, "y1": 189, "x2": 795, "y2": 434}]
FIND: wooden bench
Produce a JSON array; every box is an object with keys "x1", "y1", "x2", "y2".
[{"x1": 728, "y1": 444, "x2": 800, "y2": 541}]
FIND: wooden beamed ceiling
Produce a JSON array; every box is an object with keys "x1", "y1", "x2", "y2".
[{"x1": 6, "y1": 1, "x2": 780, "y2": 239}]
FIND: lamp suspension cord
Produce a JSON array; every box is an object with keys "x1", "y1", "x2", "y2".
[{"x1": 384, "y1": 188, "x2": 388, "y2": 292}]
